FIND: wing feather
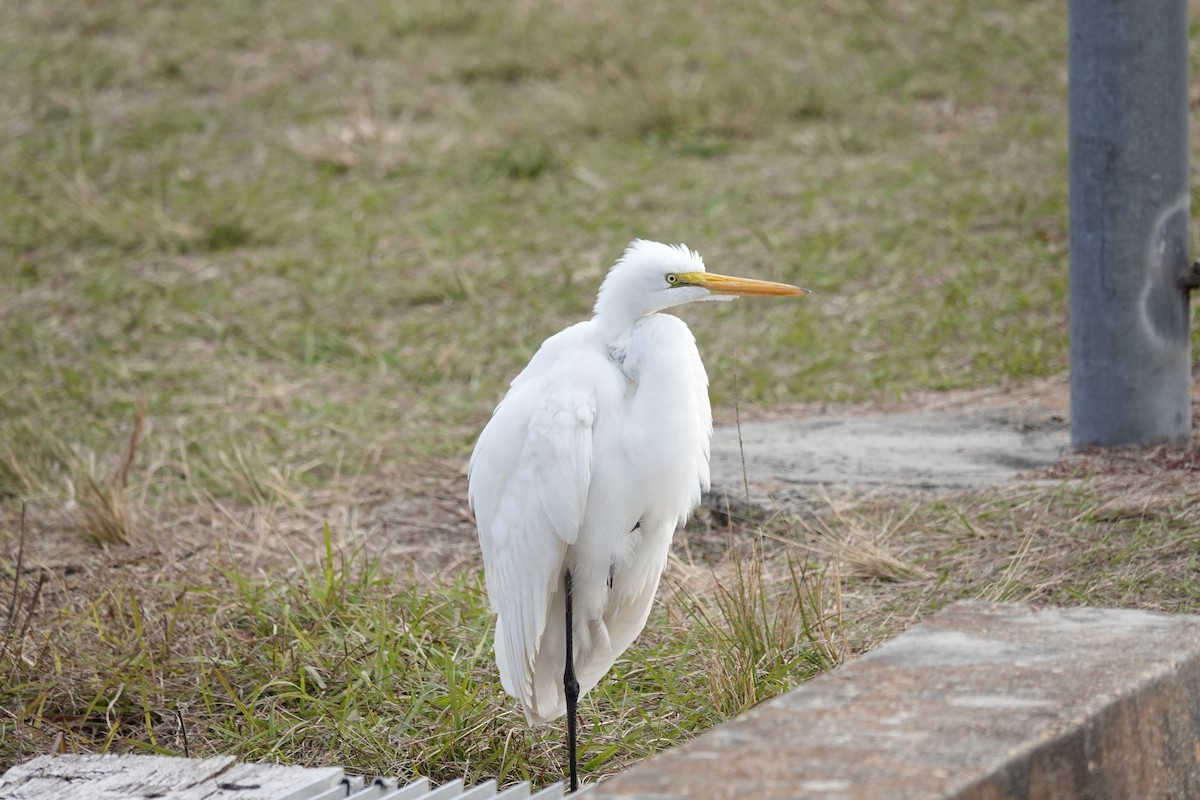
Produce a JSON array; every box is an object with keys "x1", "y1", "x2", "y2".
[{"x1": 468, "y1": 339, "x2": 613, "y2": 722}]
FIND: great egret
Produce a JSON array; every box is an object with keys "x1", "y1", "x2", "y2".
[{"x1": 468, "y1": 240, "x2": 808, "y2": 790}]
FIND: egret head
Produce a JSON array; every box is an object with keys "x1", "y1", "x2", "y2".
[{"x1": 593, "y1": 239, "x2": 808, "y2": 322}]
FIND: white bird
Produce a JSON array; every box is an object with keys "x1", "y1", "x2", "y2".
[{"x1": 468, "y1": 240, "x2": 808, "y2": 790}]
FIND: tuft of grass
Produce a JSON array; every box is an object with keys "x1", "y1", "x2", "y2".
[
  {"x1": 199, "y1": 219, "x2": 256, "y2": 252},
  {"x1": 670, "y1": 550, "x2": 846, "y2": 716},
  {"x1": 799, "y1": 501, "x2": 932, "y2": 583},
  {"x1": 476, "y1": 137, "x2": 562, "y2": 181},
  {"x1": 75, "y1": 402, "x2": 146, "y2": 546}
]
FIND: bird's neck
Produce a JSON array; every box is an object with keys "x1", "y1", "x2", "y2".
[
  {"x1": 593, "y1": 310, "x2": 651, "y2": 342},
  {"x1": 593, "y1": 312, "x2": 650, "y2": 375}
]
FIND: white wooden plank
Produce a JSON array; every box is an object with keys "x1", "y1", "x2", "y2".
[
  {"x1": 492, "y1": 782, "x2": 530, "y2": 800},
  {"x1": 310, "y1": 775, "x2": 362, "y2": 800},
  {"x1": 0, "y1": 754, "x2": 344, "y2": 800},
  {"x1": 348, "y1": 777, "x2": 390, "y2": 798},
  {"x1": 349, "y1": 777, "x2": 429, "y2": 800},
  {"x1": 265, "y1": 764, "x2": 348, "y2": 800},
  {"x1": 172, "y1": 761, "x2": 345, "y2": 800},
  {"x1": 529, "y1": 783, "x2": 565, "y2": 800},
  {"x1": 410, "y1": 780, "x2": 464, "y2": 800},
  {"x1": 456, "y1": 779, "x2": 498, "y2": 799},
  {"x1": 0, "y1": 754, "x2": 236, "y2": 799},
  {"x1": 350, "y1": 777, "x2": 397, "y2": 799},
  {"x1": 307, "y1": 785, "x2": 351, "y2": 800},
  {"x1": 0, "y1": 755, "x2": 561, "y2": 800}
]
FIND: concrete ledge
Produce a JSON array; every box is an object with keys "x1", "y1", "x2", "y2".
[{"x1": 588, "y1": 602, "x2": 1200, "y2": 800}]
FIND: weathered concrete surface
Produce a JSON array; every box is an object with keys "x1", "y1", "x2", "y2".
[
  {"x1": 586, "y1": 602, "x2": 1200, "y2": 800},
  {"x1": 709, "y1": 410, "x2": 1069, "y2": 496},
  {"x1": 0, "y1": 753, "x2": 344, "y2": 799}
]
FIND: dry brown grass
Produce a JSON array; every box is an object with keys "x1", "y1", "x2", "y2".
[
  {"x1": 796, "y1": 500, "x2": 932, "y2": 582},
  {"x1": 74, "y1": 402, "x2": 145, "y2": 546},
  {"x1": 1033, "y1": 399, "x2": 1200, "y2": 479},
  {"x1": 835, "y1": 478, "x2": 1200, "y2": 650}
]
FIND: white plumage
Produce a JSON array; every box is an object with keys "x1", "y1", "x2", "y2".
[{"x1": 468, "y1": 239, "x2": 807, "y2": 734}]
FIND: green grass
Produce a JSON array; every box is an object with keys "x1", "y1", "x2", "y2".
[
  {"x1": 2, "y1": 0, "x2": 1200, "y2": 788},
  {"x1": 0, "y1": 527, "x2": 839, "y2": 782},
  {"x1": 0, "y1": 0, "x2": 1105, "y2": 505},
  {"x1": 5, "y1": 476, "x2": 1200, "y2": 783}
]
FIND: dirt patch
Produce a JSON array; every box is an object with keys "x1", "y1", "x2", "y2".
[
  {"x1": 0, "y1": 463, "x2": 480, "y2": 593},
  {"x1": 1031, "y1": 399, "x2": 1200, "y2": 480}
]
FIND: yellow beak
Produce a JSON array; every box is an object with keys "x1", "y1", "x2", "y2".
[{"x1": 675, "y1": 271, "x2": 810, "y2": 297}]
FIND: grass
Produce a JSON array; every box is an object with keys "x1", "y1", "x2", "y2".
[
  {"x1": 0, "y1": 0, "x2": 1098, "y2": 507},
  {"x1": 831, "y1": 476, "x2": 1200, "y2": 646},
  {"x1": 0, "y1": 524, "x2": 840, "y2": 783},
  {"x1": 2, "y1": 0, "x2": 1200, "y2": 788},
  {"x1": 4, "y1": 473, "x2": 1199, "y2": 784}
]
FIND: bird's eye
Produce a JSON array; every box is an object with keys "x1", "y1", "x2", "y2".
[{"x1": 665, "y1": 274, "x2": 679, "y2": 285}]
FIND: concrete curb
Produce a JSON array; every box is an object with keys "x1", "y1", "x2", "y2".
[{"x1": 586, "y1": 602, "x2": 1200, "y2": 799}]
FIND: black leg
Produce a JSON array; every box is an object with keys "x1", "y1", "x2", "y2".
[{"x1": 564, "y1": 569, "x2": 580, "y2": 793}]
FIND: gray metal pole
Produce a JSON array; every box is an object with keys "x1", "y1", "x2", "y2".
[{"x1": 1068, "y1": 0, "x2": 1193, "y2": 449}]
